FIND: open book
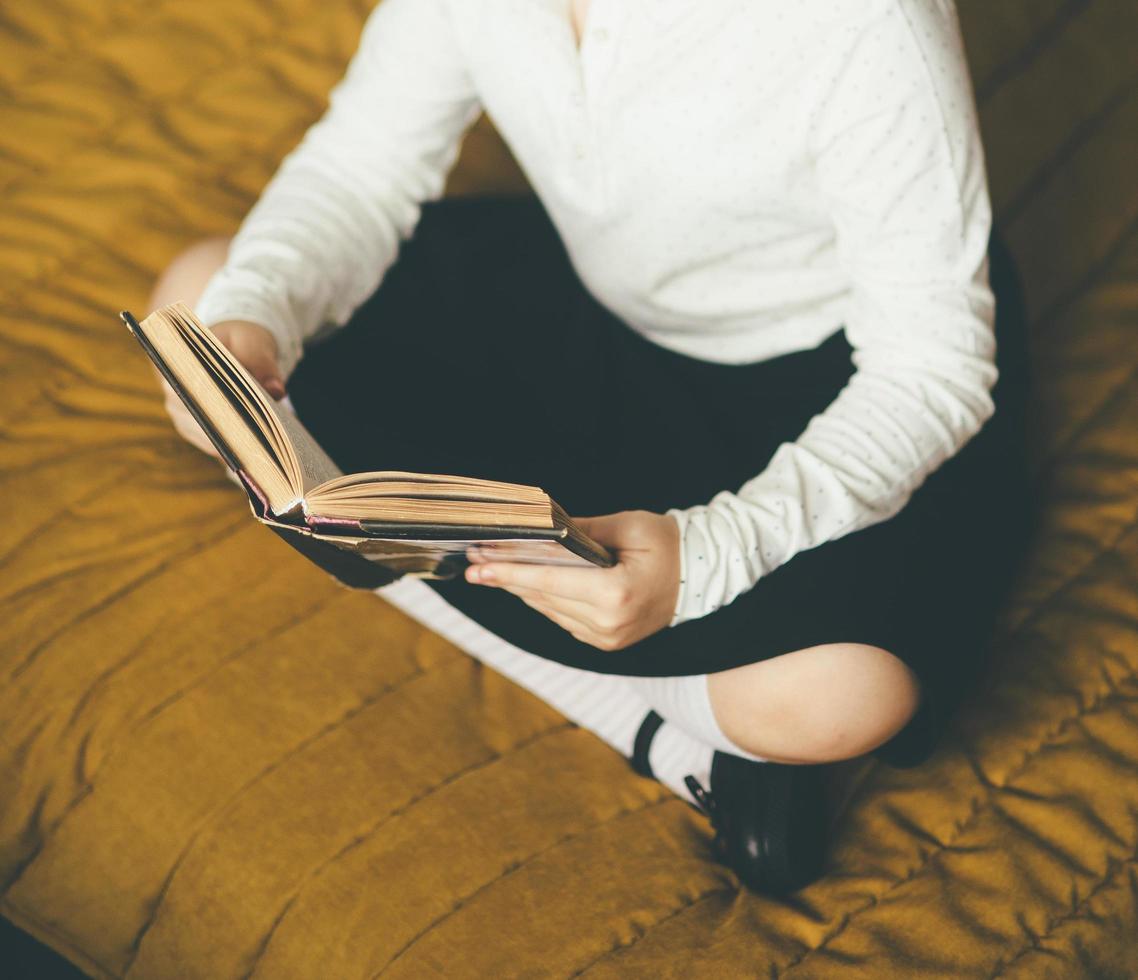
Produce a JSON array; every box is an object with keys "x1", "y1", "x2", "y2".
[{"x1": 122, "y1": 302, "x2": 615, "y2": 588}]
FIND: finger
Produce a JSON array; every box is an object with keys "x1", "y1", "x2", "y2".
[
  {"x1": 253, "y1": 366, "x2": 286, "y2": 400},
  {"x1": 165, "y1": 397, "x2": 203, "y2": 438},
  {"x1": 152, "y1": 371, "x2": 198, "y2": 422},
  {"x1": 229, "y1": 337, "x2": 286, "y2": 398},
  {"x1": 497, "y1": 583, "x2": 606, "y2": 629},
  {"x1": 521, "y1": 595, "x2": 620, "y2": 652},
  {"x1": 572, "y1": 513, "x2": 644, "y2": 552},
  {"x1": 172, "y1": 414, "x2": 218, "y2": 457},
  {"x1": 164, "y1": 394, "x2": 195, "y2": 431},
  {"x1": 154, "y1": 374, "x2": 180, "y2": 410},
  {"x1": 168, "y1": 402, "x2": 217, "y2": 455},
  {"x1": 176, "y1": 422, "x2": 216, "y2": 457},
  {"x1": 516, "y1": 593, "x2": 602, "y2": 644},
  {"x1": 466, "y1": 560, "x2": 611, "y2": 603},
  {"x1": 151, "y1": 361, "x2": 221, "y2": 459},
  {"x1": 571, "y1": 514, "x2": 622, "y2": 542}
]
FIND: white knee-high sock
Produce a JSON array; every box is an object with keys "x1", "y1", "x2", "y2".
[
  {"x1": 376, "y1": 578, "x2": 766, "y2": 805},
  {"x1": 622, "y1": 673, "x2": 768, "y2": 762}
]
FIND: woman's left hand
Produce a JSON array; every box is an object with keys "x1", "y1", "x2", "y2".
[{"x1": 464, "y1": 510, "x2": 681, "y2": 651}]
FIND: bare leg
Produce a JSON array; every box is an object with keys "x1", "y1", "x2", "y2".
[
  {"x1": 147, "y1": 236, "x2": 231, "y2": 311},
  {"x1": 707, "y1": 643, "x2": 922, "y2": 765}
]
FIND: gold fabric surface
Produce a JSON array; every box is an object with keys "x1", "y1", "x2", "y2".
[{"x1": 2, "y1": 1, "x2": 1137, "y2": 976}]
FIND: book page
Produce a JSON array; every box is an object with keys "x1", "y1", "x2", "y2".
[
  {"x1": 126, "y1": 308, "x2": 298, "y2": 511},
  {"x1": 273, "y1": 395, "x2": 344, "y2": 491}
]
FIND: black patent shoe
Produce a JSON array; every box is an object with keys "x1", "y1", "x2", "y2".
[
  {"x1": 628, "y1": 710, "x2": 833, "y2": 896},
  {"x1": 684, "y1": 751, "x2": 829, "y2": 896},
  {"x1": 628, "y1": 710, "x2": 829, "y2": 896}
]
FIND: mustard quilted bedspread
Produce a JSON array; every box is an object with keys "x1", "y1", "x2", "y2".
[{"x1": 3, "y1": 2, "x2": 1138, "y2": 976}]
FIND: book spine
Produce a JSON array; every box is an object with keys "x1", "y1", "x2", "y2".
[
  {"x1": 238, "y1": 469, "x2": 270, "y2": 518},
  {"x1": 121, "y1": 310, "x2": 243, "y2": 475},
  {"x1": 262, "y1": 522, "x2": 400, "y2": 589},
  {"x1": 305, "y1": 514, "x2": 363, "y2": 531}
]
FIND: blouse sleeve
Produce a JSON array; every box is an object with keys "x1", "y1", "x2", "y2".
[
  {"x1": 665, "y1": 0, "x2": 998, "y2": 627},
  {"x1": 194, "y1": 0, "x2": 482, "y2": 379}
]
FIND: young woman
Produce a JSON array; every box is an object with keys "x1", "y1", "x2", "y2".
[{"x1": 149, "y1": 0, "x2": 1034, "y2": 895}]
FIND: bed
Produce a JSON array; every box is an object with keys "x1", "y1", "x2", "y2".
[{"x1": 2, "y1": 1, "x2": 1137, "y2": 975}]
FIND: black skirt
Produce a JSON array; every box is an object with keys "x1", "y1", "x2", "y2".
[{"x1": 286, "y1": 194, "x2": 1036, "y2": 769}]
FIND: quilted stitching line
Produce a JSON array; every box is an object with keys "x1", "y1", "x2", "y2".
[
  {"x1": 973, "y1": 0, "x2": 1091, "y2": 103},
  {"x1": 1034, "y1": 220, "x2": 1138, "y2": 352},
  {"x1": 1, "y1": 586, "x2": 349, "y2": 896},
  {"x1": 238, "y1": 721, "x2": 577, "y2": 980},
  {"x1": 1, "y1": 199, "x2": 156, "y2": 283},
  {"x1": 0, "y1": 119, "x2": 339, "y2": 312},
  {"x1": 1032, "y1": 362, "x2": 1138, "y2": 476},
  {"x1": 0, "y1": 286, "x2": 148, "y2": 345},
  {"x1": 0, "y1": 187, "x2": 223, "y2": 312},
  {"x1": 0, "y1": 439, "x2": 215, "y2": 496},
  {"x1": 1001, "y1": 507, "x2": 1138, "y2": 640},
  {"x1": 56, "y1": 530, "x2": 352, "y2": 764},
  {"x1": 0, "y1": 133, "x2": 286, "y2": 312},
  {"x1": 1000, "y1": 71, "x2": 1138, "y2": 228},
  {"x1": 0, "y1": 9, "x2": 390, "y2": 309},
  {"x1": 0, "y1": 469, "x2": 130, "y2": 578},
  {"x1": 987, "y1": 837, "x2": 1138, "y2": 978},
  {"x1": 1, "y1": 5, "x2": 1134, "y2": 976},
  {"x1": 773, "y1": 666, "x2": 1138, "y2": 976},
  {"x1": 6, "y1": 512, "x2": 251, "y2": 682},
  {"x1": 1033, "y1": 209, "x2": 1138, "y2": 336},
  {"x1": 0, "y1": 0, "x2": 163, "y2": 124},
  {"x1": 0, "y1": 3, "x2": 298, "y2": 200},
  {"x1": 35, "y1": 374, "x2": 197, "y2": 428},
  {"x1": 764, "y1": 515, "x2": 1138, "y2": 966},
  {"x1": 568, "y1": 886, "x2": 736, "y2": 978},
  {"x1": 68, "y1": 586, "x2": 345, "y2": 740},
  {"x1": 120, "y1": 659, "x2": 457, "y2": 976},
  {"x1": 373, "y1": 795, "x2": 680, "y2": 978},
  {"x1": 0, "y1": 364, "x2": 62, "y2": 430}
]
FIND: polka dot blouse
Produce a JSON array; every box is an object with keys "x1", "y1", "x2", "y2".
[{"x1": 195, "y1": 0, "x2": 999, "y2": 628}]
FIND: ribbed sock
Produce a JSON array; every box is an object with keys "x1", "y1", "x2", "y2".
[
  {"x1": 623, "y1": 673, "x2": 768, "y2": 762},
  {"x1": 377, "y1": 578, "x2": 766, "y2": 805}
]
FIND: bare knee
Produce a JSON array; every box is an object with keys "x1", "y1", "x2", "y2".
[
  {"x1": 148, "y1": 236, "x2": 232, "y2": 313},
  {"x1": 707, "y1": 643, "x2": 922, "y2": 764}
]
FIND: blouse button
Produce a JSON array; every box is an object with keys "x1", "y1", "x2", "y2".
[{"x1": 593, "y1": 27, "x2": 609, "y2": 41}]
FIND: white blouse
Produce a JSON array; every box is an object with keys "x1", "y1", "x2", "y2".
[{"x1": 195, "y1": 0, "x2": 998, "y2": 628}]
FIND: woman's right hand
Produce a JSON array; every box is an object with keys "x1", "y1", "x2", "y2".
[{"x1": 154, "y1": 318, "x2": 286, "y2": 460}]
